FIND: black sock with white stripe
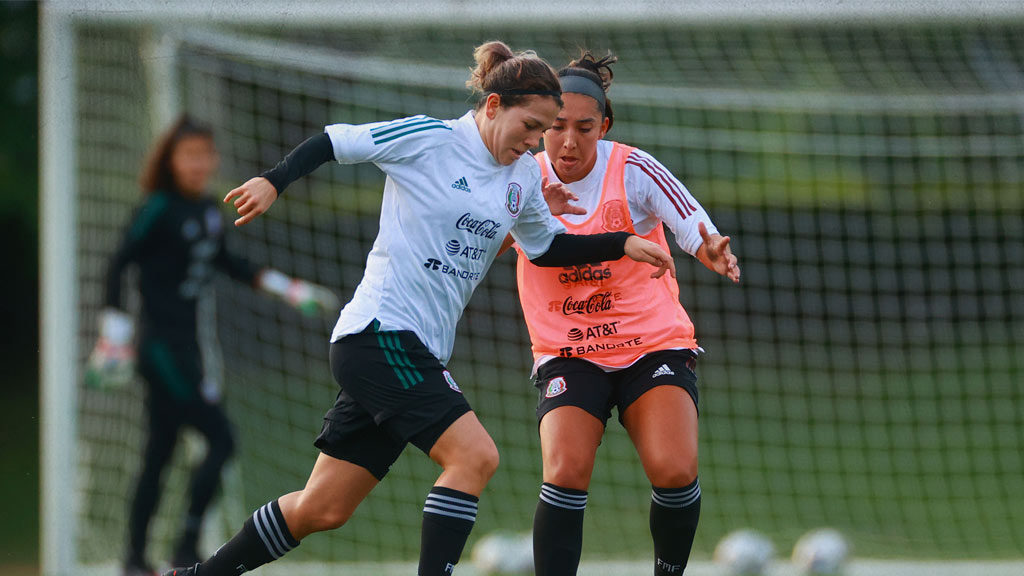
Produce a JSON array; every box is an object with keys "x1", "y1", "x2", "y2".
[
  {"x1": 199, "y1": 499, "x2": 299, "y2": 576},
  {"x1": 419, "y1": 486, "x2": 479, "y2": 576},
  {"x1": 533, "y1": 482, "x2": 588, "y2": 576},
  {"x1": 650, "y1": 478, "x2": 701, "y2": 575}
]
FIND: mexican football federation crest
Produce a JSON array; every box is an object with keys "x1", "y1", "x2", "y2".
[
  {"x1": 505, "y1": 182, "x2": 523, "y2": 217},
  {"x1": 602, "y1": 199, "x2": 627, "y2": 231},
  {"x1": 443, "y1": 370, "x2": 462, "y2": 393},
  {"x1": 544, "y1": 376, "x2": 567, "y2": 398}
]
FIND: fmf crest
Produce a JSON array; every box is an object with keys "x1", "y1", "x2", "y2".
[
  {"x1": 602, "y1": 199, "x2": 627, "y2": 231},
  {"x1": 544, "y1": 376, "x2": 567, "y2": 398},
  {"x1": 505, "y1": 182, "x2": 523, "y2": 217}
]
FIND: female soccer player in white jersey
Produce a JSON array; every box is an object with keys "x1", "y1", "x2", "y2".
[
  {"x1": 162, "y1": 42, "x2": 677, "y2": 576},
  {"x1": 513, "y1": 51, "x2": 741, "y2": 575}
]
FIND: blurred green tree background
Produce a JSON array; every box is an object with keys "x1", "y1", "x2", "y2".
[{"x1": 0, "y1": 0, "x2": 40, "y2": 569}]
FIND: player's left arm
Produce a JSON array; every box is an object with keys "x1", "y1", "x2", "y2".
[{"x1": 627, "y1": 151, "x2": 740, "y2": 283}]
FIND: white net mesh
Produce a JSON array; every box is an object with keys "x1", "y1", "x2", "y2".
[{"x1": 72, "y1": 18, "x2": 1024, "y2": 569}]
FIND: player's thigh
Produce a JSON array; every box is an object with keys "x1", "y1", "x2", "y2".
[
  {"x1": 539, "y1": 406, "x2": 605, "y2": 490},
  {"x1": 618, "y1": 351, "x2": 700, "y2": 486},
  {"x1": 622, "y1": 385, "x2": 699, "y2": 486},
  {"x1": 535, "y1": 358, "x2": 614, "y2": 489},
  {"x1": 280, "y1": 452, "x2": 379, "y2": 538},
  {"x1": 429, "y1": 411, "x2": 498, "y2": 473}
]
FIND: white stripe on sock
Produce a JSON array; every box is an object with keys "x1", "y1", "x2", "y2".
[
  {"x1": 252, "y1": 506, "x2": 284, "y2": 558},
  {"x1": 423, "y1": 505, "x2": 478, "y2": 522},
  {"x1": 539, "y1": 486, "x2": 588, "y2": 510},
  {"x1": 425, "y1": 493, "x2": 479, "y2": 514},
  {"x1": 652, "y1": 482, "x2": 701, "y2": 509},
  {"x1": 263, "y1": 504, "x2": 295, "y2": 551}
]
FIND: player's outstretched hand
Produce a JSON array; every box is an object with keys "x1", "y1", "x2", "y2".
[
  {"x1": 84, "y1": 308, "x2": 136, "y2": 390},
  {"x1": 542, "y1": 177, "x2": 587, "y2": 216},
  {"x1": 624, "y1": 235, "x2": 676, "y2": 279},
  {"x1": 698, "y1": 221, "x2": 740, "y2": 283},
  {"x1": 224, "y1": 177, "x2": 278, "y2": 226}
]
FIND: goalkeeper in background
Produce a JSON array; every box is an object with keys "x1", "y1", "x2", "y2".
[{"x1": 87, "y1": 115, "x2": 338, "y2": 576}]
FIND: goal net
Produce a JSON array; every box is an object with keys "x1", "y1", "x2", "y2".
[{"x1": 44, "y1": 3, "x2": 1024, "y2": 574}]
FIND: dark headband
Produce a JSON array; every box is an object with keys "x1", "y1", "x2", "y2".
[{"x1": 559, "y1": 74, "x2": 606, "y2": 114}]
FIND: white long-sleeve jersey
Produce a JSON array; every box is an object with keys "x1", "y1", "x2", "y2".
[
  {"x1": 541, "y1": 140, "x2": 718, "y2": 256},
  {"x1": 326, "y1": 112, "x2": 565, "y2": 365}
]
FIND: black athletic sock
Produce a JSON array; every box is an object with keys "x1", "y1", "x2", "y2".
[
  {"x1": 418, "y1": 486, "x2": 479, "y2": 576},
  {"x1": 198, "y1": 500, "x2": 299, "y2": 576},
  {"x1": 533, "y1": 483, "x2": 588, "y2": 576},
  {"x1": 650, "y1": 478, "x2": 701, "y2": 575}
]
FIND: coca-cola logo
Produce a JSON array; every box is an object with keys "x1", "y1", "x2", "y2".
[
  {"x1": 562, "y1": 292, "x2": 614, "y2": 316},
  {"x1": 456, "y1": 212, "x2": 502, "y2": 239}
]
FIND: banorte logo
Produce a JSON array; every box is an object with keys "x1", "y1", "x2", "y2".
[
  {"x1": 455, "y1": 212, "x2": 501, "y2": 239},
  {"x1": 562, "y1": 292, "x2": 614, "y2": 316}
]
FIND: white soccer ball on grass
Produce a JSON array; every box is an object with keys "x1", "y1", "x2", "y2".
[
  {"x1": 791, "y1": 528, "x2": 850, "y2": 575},
  {"x1": 713, "y1": 529, "x2": 775, "y2": 575},
  {"x1": 470, "y1": 531, "x2": 533, "y2": 575}
]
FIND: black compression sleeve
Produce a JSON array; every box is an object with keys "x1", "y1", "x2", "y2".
[
  {"x1": 529, "y1": 232, "x2": 631, "y2": 267},
  {"x1": 259, "y1": 132, "x2": 335, "y2": 195}
]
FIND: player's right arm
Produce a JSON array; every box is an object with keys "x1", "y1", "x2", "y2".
[{"x1": 226, "y1": 116, "x2": 450, "y2": 226}]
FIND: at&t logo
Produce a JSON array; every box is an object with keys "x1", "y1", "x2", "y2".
[
  {"x1": 444, "y1": 239, "x2": 486, "y2": 261},
  {"x1": 566, "y1": 321, "x2": 620, "y2": 342}
]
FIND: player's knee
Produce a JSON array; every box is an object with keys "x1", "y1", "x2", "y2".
[
  {"x1": 297, "y1": 497, "x2": 353, "y2": 532},
  {"x1": 315, "y1": 507, "x2": 354, "y2": 531},
  {"x1": 469, "y1": 442, "x2": 500, "y2": 483},
  {"x1": 448, "y1": 441, "x2": 499, "y2": 486},
  {"x1": 544, "y1": 453, "x2": 594, "y2": 490},
  {"x1": 647, "y1": 457, "x2": 697, "y2": 488}
]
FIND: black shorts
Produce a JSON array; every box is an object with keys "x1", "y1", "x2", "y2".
[
  {"x1": 314, "y1": 321, "x2": 472, "y2": 480},
  {"x1": 535, "y1": 349, "x2": 699, "y2": 427}
]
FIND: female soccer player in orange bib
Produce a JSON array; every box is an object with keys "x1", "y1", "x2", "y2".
[{"x1": 513, "y1": 51, "x2": 740, "y2": 576}]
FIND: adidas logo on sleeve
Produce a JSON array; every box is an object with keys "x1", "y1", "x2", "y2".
[{"x1": 451, "y1": 177, "x2": 471, "y2": 193}]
